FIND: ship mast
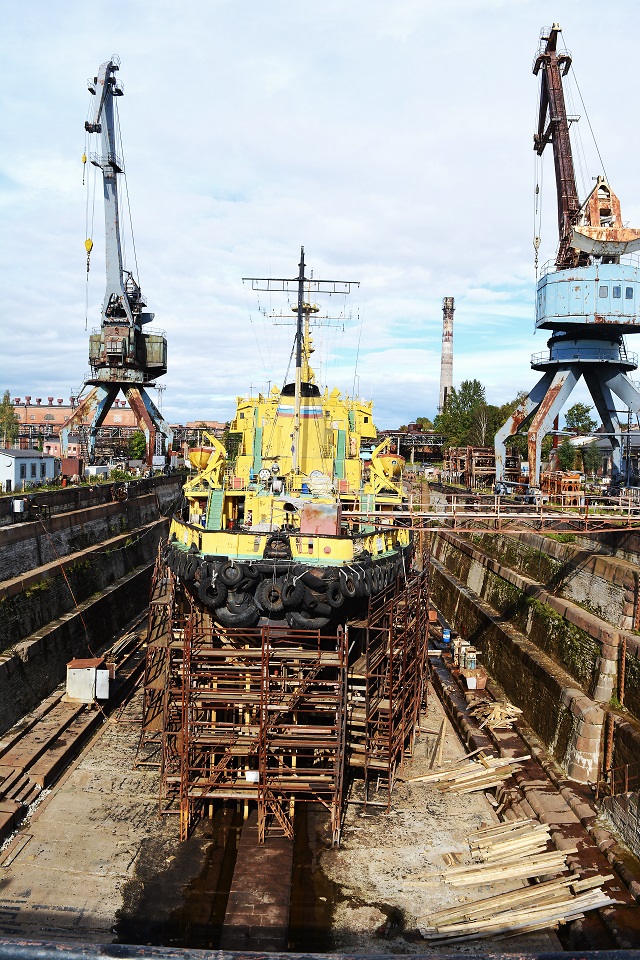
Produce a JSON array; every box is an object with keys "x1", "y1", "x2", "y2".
[
  {"x1": 294, "y1": 247, "x2": 305, "y2": 473},
  {"x1": 244, "y1": 251, "x2": 358, "y2": 477}
]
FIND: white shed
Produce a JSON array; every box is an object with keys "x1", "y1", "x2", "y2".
[{"x1": 0, "y1": 450, "x2": 59, "y2": 493}]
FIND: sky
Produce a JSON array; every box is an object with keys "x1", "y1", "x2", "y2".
[{"x1": 2, "y1": 0, "x2": 640, "y2": 430}]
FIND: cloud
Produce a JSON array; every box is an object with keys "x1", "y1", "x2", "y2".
[{"x1": 2, "y1": 0, "x2": 640, "y2": 437}]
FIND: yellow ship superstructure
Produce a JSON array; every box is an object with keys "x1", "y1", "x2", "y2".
[{"x1": 165, "y1": 251, "x2": 412, "y2": 629}]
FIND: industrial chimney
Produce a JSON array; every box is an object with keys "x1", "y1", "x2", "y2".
[{"x1": 438, "y1": 296, "x2": 454, "y2": 413}]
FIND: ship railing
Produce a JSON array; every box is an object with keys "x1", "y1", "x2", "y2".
[
  {"x1": 539, "y1": 253, "x2": 640, "y2": 279},
  {"x1": 531, "y1": 347, "x2": 638, "y2": 366}
]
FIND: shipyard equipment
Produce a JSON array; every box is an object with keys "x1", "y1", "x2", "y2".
[
  {"x1": 60, "y1": 58, "x2": 172, "y2": 465},
  {"x1": 495, "y1": 25, "x2": 640, "y2": 485}
]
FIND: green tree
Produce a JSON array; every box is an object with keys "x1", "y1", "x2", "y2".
[
  {"x1": 581, "y1": 441, "x2": 602, "y2": 477},
  {"x1": 556, "y1": 439, "x2": 576, "y2": 471},
  {"x1": 0, "y1": 390, "x2": 19, "y2": 446},
  {"x1": 128, "y1": 430, "x2": 147, "y2": 460},
  {"x1": 434, "y1": 379, "x2": 486, "y2": 447},
  {"x1": 564, "y1": 402, "x2": 597, "y2": 435},
  {"x1": 415, "y1": 416, "x2": 434, "y2": 429}
]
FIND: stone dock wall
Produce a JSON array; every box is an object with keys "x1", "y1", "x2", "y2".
[
  {"x1": 0, "y1": 477, "x2": 181, "y2": 735},
  {"x1": 429, "y1": 524, "x2": 640, "y2": 785}
]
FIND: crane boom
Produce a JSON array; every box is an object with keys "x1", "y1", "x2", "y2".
[
  {"x1": 533, "y1": 24, "x2": 583, "y2": 269},
  {"x1": 85, "y1": 58, "x2": 152, "y2": 328}
]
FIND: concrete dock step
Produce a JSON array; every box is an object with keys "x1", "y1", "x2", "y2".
[
  {"x1": 29, "y1": 708, "x2": 103, "y2": 788},
  {"x1": 0, "y1": 800, "x2": 22, "y2": 842}
]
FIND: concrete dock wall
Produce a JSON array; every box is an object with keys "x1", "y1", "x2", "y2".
[
  {"x1": 429, "y1": 555, "x2": 604, "y2": 782},
  {"x1": 0, "y1": 477, "x2": 179, "y2": 735}
]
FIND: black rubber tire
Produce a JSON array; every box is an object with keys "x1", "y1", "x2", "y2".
[
  {"x1": 219, "y1": 561, "x2": 244, "y2": 587},
  {"x1": 339, "y1": 569, "x2": 358, "y2": 599},
  {"x1": 215, "y1": 601, "x2": 260, "y2": 628},
  {"x1": 198, "y1": 576, "x2": 228, "y2": 607},
  {"x1": 281, "y1": 576, "x2": 305, "y2": 609},
  {"x1": 161, "y1": 542, "x2": 172, "y2": 564},
  {"x1": 324, "y1": 580, "x2": 344, "y2": 609},
  {"x1": 286, "y1": 609, "x2": 330, "y2": 630},
  {"x1": 301, "y1": 569, "x2": 329, "y2": 592},
  {"x1": 226, "y1": 589, "x2": 256, "y2": 613},
  {"x1": 255, "y1": 578, "x2": 286, "y2": 615},
  {"x1": 303, "y1": 590, "x2": 332, "y2": 618},
  {"x1": 361, "y1": 566, "x2": 372, "y2": 597},
  {"x1": 183, "y1": 554, "x2": 199, "y2": 581},
  {"x1": 242, "y1": 564, "x2": 261, "y2": 583}
]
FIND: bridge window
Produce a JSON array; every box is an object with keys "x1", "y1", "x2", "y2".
[
  {"x1": 599, "y1": 286, "x2": 608, "y2": 298},
  {"x1": 626, "y1": 287, "x2": 634, "y2": 299},
  {"x1": 613, "y1": 286, "x2": 621, "y2": 299}
]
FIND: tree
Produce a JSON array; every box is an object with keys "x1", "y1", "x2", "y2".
[
  {"x1": 434, "y1": 379, "x2": 486, "y2": 448},
  {"x1": 128, "y1": 431, "x2": 147, "y2": 460},
  {"x1": 415, "y1": 416, "x2": 433, "y2": 430},
  {"x1": 564, "y1": 402, "x2": 597, "y2": 435},
  {"x1": 581, "y1": 441, "x2": 602, "y2": 477},
  {"x1": 0, "y1": 390, "x2": 19, "y2": 447},
  {"x1": 556, "y1": 439, "x2": 576, "y2": 471}
]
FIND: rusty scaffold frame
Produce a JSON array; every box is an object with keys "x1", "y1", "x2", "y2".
[
  {"x1": 139, "y1": 545, "x2": 431, "y2": 844},
  {"x1": 151, "y1": 608, "x2": 348, "y2": 844},
  {"x1": 347, "y1": 564, "x2": 430, "y2": 809}
]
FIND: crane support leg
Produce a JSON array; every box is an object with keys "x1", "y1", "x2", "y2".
[
  {"x1": 583, "y1": 372, "x2": 623, "y2": 482},
  {"x1": 494, "y1": 371, "x2": 554, "y2": 482},
  {"x1": 526, "y1": 367, "x2": 579, "y2": 484},
  {"x1": 124, "y1": 386, "x2": 174, "y2": 466},
  {"x1": 60, "y1": 384, "x2": 119, "y2": 462}
]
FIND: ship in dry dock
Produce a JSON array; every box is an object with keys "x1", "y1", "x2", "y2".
[{"x1": 139, "y1": 249, "x2": 429, "y2": 845}]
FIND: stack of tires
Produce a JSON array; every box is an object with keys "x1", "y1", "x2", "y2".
[{"x1": 161, "y1": 541, "x2": 413, "y2": 631}]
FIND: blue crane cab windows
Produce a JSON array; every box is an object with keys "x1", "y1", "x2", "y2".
[
  {"x1": 599, "y1": 286, "x2": 608, "y2": 298},
  {"x1": 627, "y1": 287, "x2": 634, "y2": 299},
  {"x1": 613, "y1": 286, "x2": 622, "y2": 299}
]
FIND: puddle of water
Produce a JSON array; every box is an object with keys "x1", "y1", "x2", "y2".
[
  {"x1": 288, "y1": 804, "x2": 339, "y2": 952},
  {"x1": 116, "y1": 804, "x2": 242, "y2": 949}
]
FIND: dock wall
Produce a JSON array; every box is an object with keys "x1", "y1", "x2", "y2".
[
  {"x1": 0, "y1": 478, "x2": 180, "y2": 735},
  {"x1": 429, "y1": 527, "x2": 640, "y2": 784}
]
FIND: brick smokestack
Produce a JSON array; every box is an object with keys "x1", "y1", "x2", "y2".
[{"x1": 438, "y1": 296, "x2": 454, "y2": 413}]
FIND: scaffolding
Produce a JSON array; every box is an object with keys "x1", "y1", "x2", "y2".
[
  {"x1": 347, "y1": 566, "x2": 430, "y2": 808},
  {"x1": 140, "y1": 553, "x2": 430, "y2": 845}
]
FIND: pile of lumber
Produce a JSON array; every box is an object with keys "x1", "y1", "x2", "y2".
[
  {"x1": 405, "y1": 816, "x2": 619, "y2": 943},
  {"x1": 405, "y1": 752, "x2": 528, "y2": 795},
  {"x1": 470, "y1": 700, "x2": 522, "y2": 730},
  {"x1": 470, "y1": 817, "x2": 552, "y2": 861},
  {"x1": 403, "y1": 818, "x2": 574, "y2": 888},
  {"x1": 417, "y1": 873, "x2": 619, "y2": 944}
]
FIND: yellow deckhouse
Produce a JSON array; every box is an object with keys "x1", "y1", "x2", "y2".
[{"x1": 165, "y1": 249, "x2": 413, "y2": 629}]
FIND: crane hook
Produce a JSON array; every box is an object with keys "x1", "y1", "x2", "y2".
[{"x1": 85, "y1": 238, "x2": 93, "y2": 275}]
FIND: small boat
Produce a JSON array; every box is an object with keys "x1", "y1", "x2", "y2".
[{"x1": 163, "y1": 249, "x2": 413, "y2": 629}]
